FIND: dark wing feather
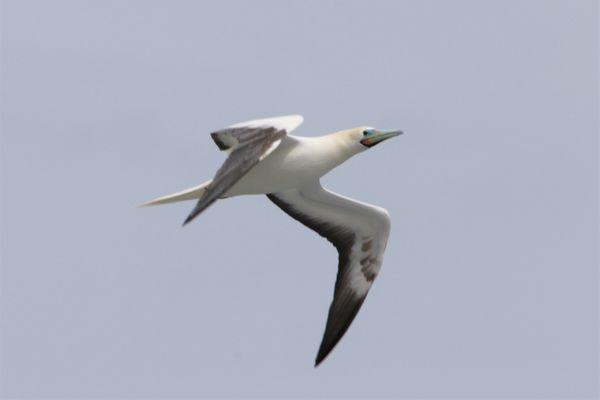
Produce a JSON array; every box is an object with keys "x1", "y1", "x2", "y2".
[
  {"x1": 267, "y1": 184, "x2": 390, "y2": 366},
  {"x1": 267, "y1": 193, "x2": 360, "y2": 365},
  {"x1": 183, "y1": 126, "x2": 285, "y2": 225}
]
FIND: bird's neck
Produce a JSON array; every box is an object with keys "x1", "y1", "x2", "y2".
[{"x1": 310, "y1": 131, "x2": 362, "y2": 171}]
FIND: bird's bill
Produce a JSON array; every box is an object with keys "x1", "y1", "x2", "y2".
[{"x1": 360, "y1": 129, "x2": 403, "y2": 148}]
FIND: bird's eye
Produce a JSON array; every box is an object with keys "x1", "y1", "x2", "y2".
[{"x1": 363, "y1": 130, "x2": 371, "y2": 137}]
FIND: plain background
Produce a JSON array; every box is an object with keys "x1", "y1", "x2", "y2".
[{"x1": 1, "y1": 0, "x2": 598, "y2": 398}]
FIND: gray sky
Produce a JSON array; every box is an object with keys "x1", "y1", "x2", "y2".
[{"x1": 1, "y1": 0, "x2": 598, "y2": 398}]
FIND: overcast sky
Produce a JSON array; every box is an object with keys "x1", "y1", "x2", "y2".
[{"x1": 1, "y1": 0, "x2": 598, "y2": 398}]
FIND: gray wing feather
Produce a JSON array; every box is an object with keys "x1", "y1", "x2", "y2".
[
  {"x1": 183, "y1": 126, "x2": 285, "y2": 225},
  {"x1": 210, "y1": 126, "x2": 272, "y2": 151},
  {"x1": 266, "y1": 188, "x2": 389, "y2": 366}
]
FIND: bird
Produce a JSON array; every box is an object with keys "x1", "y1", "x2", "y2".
[{"x1": 139, "y1": 115, "x2": 402, "y2": 366}]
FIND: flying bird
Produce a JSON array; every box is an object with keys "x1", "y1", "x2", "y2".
[{"x1": 140, "y1": 115, "x2": 402, "y2": 366}]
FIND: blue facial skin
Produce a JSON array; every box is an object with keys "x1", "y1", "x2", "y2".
[
  {"x1": 360, "y1": 129, "x2": 377, "y2": 147},
  {"x1": 360, "y1": 128, "x2": 403, "y2": 148},
  {"x1": 361, "y1": 129, "x2": 375, "y2": 146}
]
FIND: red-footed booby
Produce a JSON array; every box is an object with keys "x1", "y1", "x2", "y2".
[{"x1": 140, "y1": 115, "x2": 402, "y2": 366}]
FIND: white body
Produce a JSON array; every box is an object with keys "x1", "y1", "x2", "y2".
[{"x1": 225, "y1": 134, "x2": 359, "y2": 196}]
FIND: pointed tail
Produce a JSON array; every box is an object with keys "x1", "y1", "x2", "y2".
[{"x1": 137, "y1": 180, "x2": 212, "y2": 207}]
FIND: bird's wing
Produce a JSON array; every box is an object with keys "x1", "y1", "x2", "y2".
[
  {"x1": 183, "y1": 115, "x2": 303, "y2": 225},
  {"x1": 267, "y1": 181, "x2": 391, "y2": 366}
]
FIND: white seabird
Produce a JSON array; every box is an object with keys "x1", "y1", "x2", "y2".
[{"x1": 140, "y1": 115, "x2": 402, "y2": 366}]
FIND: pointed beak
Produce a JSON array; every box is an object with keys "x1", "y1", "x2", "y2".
[{"x1": 360, "y1": 129, "x2": 403, "y2": 148}]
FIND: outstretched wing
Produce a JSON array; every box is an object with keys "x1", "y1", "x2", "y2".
[
  {"x1": 183, "y1": 115, "x2": 303, "y2": 225},
  {"x1": 267, "y1": 181, "x2": 391, "y2": 366}
]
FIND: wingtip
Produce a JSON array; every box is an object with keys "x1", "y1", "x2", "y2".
[
  {"x1": 314, "y1": 347, "x2": 330, "y2": 367},
  {"x1": 314, "y1": 356, "x2": 324, "y2": 368},
  {"x1": 182, "y1": 207, "x2": 202, "y2": 226}
]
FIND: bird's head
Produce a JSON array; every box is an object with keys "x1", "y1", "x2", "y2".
[{"x1": 337, "y1": 126, "x2": 403, "y2": 153}]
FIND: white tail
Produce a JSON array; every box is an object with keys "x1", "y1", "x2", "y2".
[{"x1": 138, "y1": 180, "x2": 212, "y2": 207}]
